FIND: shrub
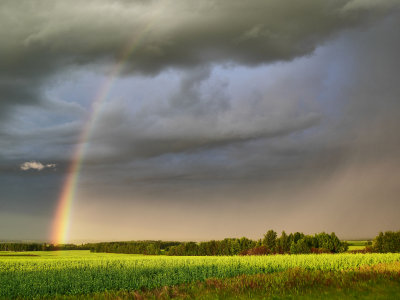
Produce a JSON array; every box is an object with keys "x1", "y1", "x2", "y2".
[
  {"x1": 240, "y1": 246, "x2": 269, "y2": 256},
  {"x1": 311, "y1": 247, "x2": 331, "y2": 254}
]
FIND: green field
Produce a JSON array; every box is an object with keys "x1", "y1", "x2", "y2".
[
  {"x1": 346, "y1": 240, "x2": 370, "y2": 251},
  {"x1": 1, "y1": 251, "x2": 400, "y2": 299}
]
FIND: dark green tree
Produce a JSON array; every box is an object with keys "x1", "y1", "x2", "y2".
[
  {"x1": 263, "y1": 230, "x2": 277, "y2": 252},
  {"x1": 290, "y1": 239, "x2": 311, "y2": 254},
  {"x1": 277, "y1": 231, "x2": 290, "y2": 253}
]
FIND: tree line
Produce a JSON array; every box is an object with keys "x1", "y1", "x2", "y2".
[
  {"x1": 1, "y1": 229, "x2": 399, "y2": 255},
  {"x1": 88, "y1": 241, "x2": 181, "y2": 255},
  {"x1": 167, "y1": 237, "x2": 256, "y2": 256},
  {"x1": 0, "y1": 243, "x2": 88, "y2": 252},
  {"x1": 167, "y1": 231, "x2": 348, "y2": 256}
]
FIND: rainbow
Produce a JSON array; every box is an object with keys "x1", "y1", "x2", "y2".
[{"x1": 51, "y1": 15, "x2": 159, "y2": 245}]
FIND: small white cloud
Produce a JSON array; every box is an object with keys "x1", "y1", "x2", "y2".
[{"x1": 20, "y1": 161, "x2": 56, "y2": 171}]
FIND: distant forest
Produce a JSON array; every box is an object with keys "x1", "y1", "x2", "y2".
[{"x1": 1, "y1": 230, "x2": 399, "y2": 255}]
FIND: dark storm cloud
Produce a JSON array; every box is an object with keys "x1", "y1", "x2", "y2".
[
  {"x1": 84, "y1": 65, "x2": 320, "y2": 167},
  {"x1": 0, "y1": 0, "x2": 396, "y2": 114},
  {"x1": 81, "y1": 8, "x2": 400, "y2": 187}
]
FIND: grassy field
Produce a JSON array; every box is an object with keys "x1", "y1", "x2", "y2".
[
  {"x1": 1, "y1": 250, "x2": 400, "y2": 299},
  {"x1": 346, "y1": 240, "x2": 369, "y2": 251}
]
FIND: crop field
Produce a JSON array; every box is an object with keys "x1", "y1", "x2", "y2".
[{"x1": 1, "y1": 251, "x2": 400, "y2": 299}]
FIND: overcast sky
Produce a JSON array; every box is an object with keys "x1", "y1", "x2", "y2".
[{"x1": 1, "y1": 0, "x2": 399, "y2": 242}]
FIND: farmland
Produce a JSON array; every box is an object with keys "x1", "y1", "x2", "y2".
[
  {"x1": 346, "y1": 240, "x2": 369, "y2": 251},
  {"x1": 1, "y1": 251, "x2": 400, "y2": 299}
]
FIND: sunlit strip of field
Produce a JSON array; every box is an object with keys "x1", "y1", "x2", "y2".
[
  {"x1": 0, "y1": 251, "x2": 400, "y2": 299},
  {"x1": 346, "y1": 240, "x2": 369, "y2": 251}
]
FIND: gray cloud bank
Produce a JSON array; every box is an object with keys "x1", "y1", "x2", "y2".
[{"x1": 85, "y1": 8, "x2": 400, "y2": 178}]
